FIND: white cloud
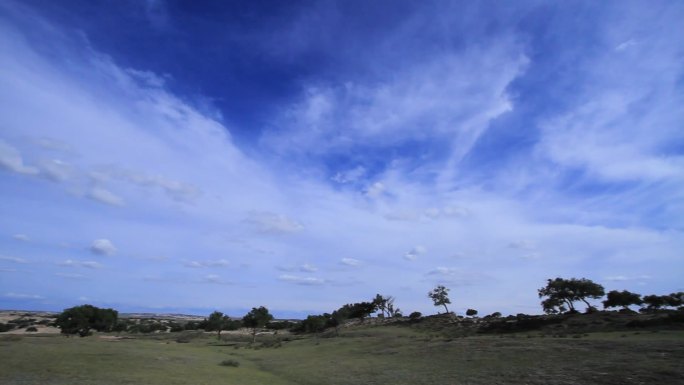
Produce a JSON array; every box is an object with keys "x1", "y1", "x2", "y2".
[
  {"x1": 183, "y1": 259, "x2": 230, "y2": 268},
  {"x1": 90, "y1": 239, "x2": 117, "y2": 256},
  {"x1": 426, "y1": 267, "x2": 489, "y2": 287},
  {"x1": 58, "y1": 259, "x2": 103, "y2": 269},
  {"x1": 279, "y1": 274, "x2": 325, "y2": 286},
  {"x1": 340, "y1": 258, "x2": 361, "y2": 267},
  {"x1": 95, "y1": 167, "x2": 201, "y2": 203},
  {"x1": 299, "y1": 263, "x2": 317, "y2": 272},
  {"x1": 204, "y1": 274, "x2": 221, "y2": 283},
  {"x1": 332, "y1": 166, "x2": 366, "y2": 184},
  {"x1": 56, "y1": 272, "x2": 86, "y2": 279},
  {"x1": 0, "y1": 140, "x2": 39, "y2": 175},
  {"x1": 262, "y1": 44, "x2": 527, "y2": 164},
  {"x1": 12, "y1": 234, "x2": 30, "y2": 241},
  {"x1": 245, "y1": 211, "x2": 304, "y2": 234},
  {"x1": 4, "y1": 292, "x2": 44, "y2": 299},
  {"x1": 605, "y1": 275, "x2": 652, "y2": 282},
  {"x1": 40, "y1": 159, "x2": 72, "y2": 182},
  {"x1": 0, "y1": 255, "x2": 28, "y2": 264},
  {"x1": 365, "y1": 182, "x2": 386, "y2": 199},
  {"x1": 80, "y1": 261, "x2": 103, "y2": 269},
  {"x1": 615, "y1": 39, "x2": 637, "y2": 51},
  {"x1": 184, "y1": 261, "x2": 204, "y2": 268},
  {"x1": 508, "y1": 240, "x2": 536, "y2": 251},
  {"x1": 88, "y1": 187, "x2": 125, "y2": 206},
  {"x1": 404, "y1": 245, "x2": 427, "y2": 261}
]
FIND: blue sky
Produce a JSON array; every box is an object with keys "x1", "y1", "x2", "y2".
[{"x1": 1, "y1": 0, "x2": 682, "y2": 318}]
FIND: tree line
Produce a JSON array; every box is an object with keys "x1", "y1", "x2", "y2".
[
  {"x1": 52, "y1": 277, "x2": 683, "y2": 337},
  {"x1": 538, "y1": 277, "x2": 684, "y2": 314}
]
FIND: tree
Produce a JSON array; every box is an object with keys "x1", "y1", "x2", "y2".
[
  {"x1": 242, "y1": 306, "x2": 273, "y2": 343},
  {"x1": 338, "y1": 302, "x2": 377, "y2": 322},
  {"x1": 373, "y1": 294, "x2": 401, "y2": 318},
  {"x1": 428, "y1": 285, "x2": 451, "y2": 313},
  {"x1": 538, "y1": 277, "x2": 605, "y2": 314},
  {"x1": 466, "y1": 309, "x2": 478, "y2": 317},
  {"x1": 641, "y1": 295, "x2": 667, "y2": 312},
  {"x1": 206, "y1": 311, "x2": 231, "y2": 340},
  {"x1": 329, "y1": 307, "x2": 349, "y2": 335},
  {"x1": 640, "y1": 293, "x2": 683, "y2": 312},
  {"x1": 664, "y1": 292, "x2": 684, "y2": 308},
  {"x1": 602, "y1": 290, "x2": 642, "y2": 310},
  {"x1": 300, "y1": 315, "x2": 328, "y2": 334},
  {"x1": 55, "y1": 304, "x2": 118, "y2": 337}
]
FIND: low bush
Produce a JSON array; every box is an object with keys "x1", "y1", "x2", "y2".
[
  {"x1": 0, "y1": 323, "x2": 14, "y2": 332},
  {"x1": 220, "y1": 359, "x2": 240, "y2": 367}
]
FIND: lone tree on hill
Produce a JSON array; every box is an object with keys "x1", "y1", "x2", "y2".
[
  {"x1": 603, "y1": 290, "x2": 642, "y2": 310},
  {"x1": 538, "y1": 277, "x2": 605, "y2": 314},
  {"x1": 206, "y1": 311, "x2": 231, "y2": 340},
  {"x1": 466, "y1": 308, "x2": 478, "y2": 317},
  {"x1": 428, "y1": 285, "x2": 451, "y2": 313},
  {"x1": 55, "y1": 304, "x2": 118, "y2": 337},
  {"x1": 242, "y1": 306, "x2": 273, "y2": 343}
]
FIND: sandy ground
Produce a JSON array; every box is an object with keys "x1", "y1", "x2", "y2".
[{"x1": 0, "y1": 310, "x2": 59, "y2": 334}]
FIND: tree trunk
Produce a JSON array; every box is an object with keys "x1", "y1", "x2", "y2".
[
  {"x1": 443, "y1": 304, "x2": 449, "y2": 313},
  {"x1": 217, "y1": 329, "x2": 222, "y2": 341},
  {"x1": 580, "y1": 298, "x2": 591, "y2": 309},
  {"x1": 564, "y1": 299, "x2": 575, "y2": 312},
  {"x1": 251, "y1": 329, "x2": 256, "y2": 343}
]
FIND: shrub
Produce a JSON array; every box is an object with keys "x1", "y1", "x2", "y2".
[
  {"x1": 168, "y1": 322, "x2": 184, "y2": 333},
  {"x1": 220, "y1": 359, "x2": 240, "y2": 367},
  {"x1": 25, "y1": 326, "x2": 38, "y2": 332},
  {"x1": 0, "y1": 323, "x2": 14, "y2": 332},
  {"x1": 409, "y1": 312, "x2": 422, "y2": 321}
]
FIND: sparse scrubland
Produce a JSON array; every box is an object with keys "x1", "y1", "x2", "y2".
[
  {"x1": 2, "y1": 279, "x2": 683, "y2": 384},
  {"x1": 1, "y1": 310, "x2": 684, "y2": 384}
]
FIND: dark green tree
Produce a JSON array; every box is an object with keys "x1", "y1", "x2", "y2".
[
  {"x1": 242, "y1": 306, "x2": 273, "y2": 343},
  {"x1": 329, "y1": 307, "x2": 350, "y2": 335},
  {"x1": 466, "y1": 308, "x2": 478, "y2": 317},
  {"x1": 300, "y1": 314, "x2": 328, "y2": 334},
  {"x1": 428, "y1": 285, "x2": 451, "y2": 313},
  {"x1": 337, "y1": 301, "x2": 377, "y2": 321},
  {"x1": 602, "y1": 290, "x2": 642, "y2": 310},
  {"x1": 55, "y1": 304, "x2": 118, "y2": 337},
  {"x1": 206, "y1": 311, "x2": 231, "y2": 340},
  {"x1": 664, "y1": 292, "x2": 684, "y2": 308},
  {"x1": 641, "y1": 295, "x2": 667, "y2": 312},
  {"x1": 538, "y1": 277, "x2": 605, "y2": 314}
]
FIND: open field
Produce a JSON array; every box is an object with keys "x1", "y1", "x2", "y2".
[{"x1": 1, "y1": 325, "x2": 683, "y2": 385}]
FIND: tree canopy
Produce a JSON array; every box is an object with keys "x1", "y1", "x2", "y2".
[
  {"x1": 55, "y1": 304, "x2": 118, "y2": 337},
  {"x1": 242, "y1": 306, "x2": 273, "y2": 343},
  {"x1": 538, "y1": 277, "x2": 605, "y2": 314},
  {"x1": 428, "y1": 285, "x2": 451, "y2": 313},
  {"x1": 206, "y1": 311, "x2": 235, "y2": 340},
  {"x1": 603, "y1": 290, "x2": 642, "y2": 310}
]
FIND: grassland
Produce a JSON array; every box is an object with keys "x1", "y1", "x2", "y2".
[{"x1": 1, "y1": 324, "x2": 683, "y2": 385}]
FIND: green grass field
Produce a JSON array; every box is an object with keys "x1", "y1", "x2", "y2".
[{"x1": 1, "y1": 326, "x2": 683, "y2": 385}]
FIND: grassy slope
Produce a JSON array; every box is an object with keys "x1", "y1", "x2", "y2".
[
  {"x1": 0, "y1": 335, "x2": 294, "y2": 385},
  {"x1": 1, "y1": 326, "x2": 683, "y2": 385}
]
